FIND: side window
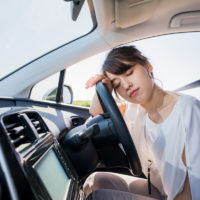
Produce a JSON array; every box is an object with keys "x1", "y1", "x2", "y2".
[
  {"x1": 30, "y1": 72, "x2": 59, "y2": 101},
  {"x1": 64, "y1": 52, "x2": 105, "y2": 107},
  {"x1": 132, "y1": 32, "x2": 200, "y2": 100},
  {"x1": 30, "y1": 52, "x2": 105, "y2": 106}
]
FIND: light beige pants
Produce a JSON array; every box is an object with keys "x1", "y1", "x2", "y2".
[{"x1": 83, "y1": 172, "x2": 165, "y2": 200}]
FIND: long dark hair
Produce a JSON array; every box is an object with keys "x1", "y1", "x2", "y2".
[{"x1": 102, "y1": 45, "x2": 149, "y2": 75}]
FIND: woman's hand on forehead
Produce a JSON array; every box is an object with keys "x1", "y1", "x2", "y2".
[{"x1": 85, "y1": 74, "x2": 113, "y2": 92}]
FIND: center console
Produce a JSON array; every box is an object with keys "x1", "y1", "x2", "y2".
[
  {"x1": 0, "y1": 108, "x2": 84, "y2": 200},
  {"x1": 23, "y1": 134, "x2": 82, "y2": 200}
]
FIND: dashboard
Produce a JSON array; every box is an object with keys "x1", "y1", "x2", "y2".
[
  {"x1": 0, "y1": 96, "x2": 131, "y2": 200},
  {"x1": 0, "y1": 97, "x2": 88, "y2": 200}
]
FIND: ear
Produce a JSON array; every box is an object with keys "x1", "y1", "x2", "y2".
[{"x1": 146, "y1": 61, "x2": 153, "y2": 73}]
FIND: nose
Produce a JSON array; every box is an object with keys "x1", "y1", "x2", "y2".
[{"x1": 121, "y1": 79, "x2": 132, "y2": 90}]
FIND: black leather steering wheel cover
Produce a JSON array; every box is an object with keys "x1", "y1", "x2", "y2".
[{"x1": 96, "y1": 81, "x2": 142, "y2": 176}]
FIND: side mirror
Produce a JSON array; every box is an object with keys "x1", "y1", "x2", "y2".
[
  {"x1": 63, "y1": 85, "x2": 73, "y2": 104},
  {"x1": 43, "y1": 85, "x2": 73, "y2": 104}
]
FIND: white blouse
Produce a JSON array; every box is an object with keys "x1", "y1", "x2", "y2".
[{"x1": 124, "y1": 94, "x2": 200, "y2": 200}]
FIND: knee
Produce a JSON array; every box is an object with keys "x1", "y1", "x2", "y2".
[
  {"x1": 83, "y1": 171, "x2": 129, "y2": 197},
  {"x1": 83, "y1": 172, "x2": 106, "y2": 193},
  {"x1": 84, "y1": 172, "x2": 118, "y2": 197},
  {"x1": 83, "y1": 172, "x2": 102, "y2": 197}
]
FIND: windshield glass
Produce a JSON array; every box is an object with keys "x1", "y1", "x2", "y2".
[{"x1": 0, "y1": 0, "x2": 94, "y2": 80}]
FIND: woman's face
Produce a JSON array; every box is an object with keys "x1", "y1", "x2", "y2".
[{"x1": 106, "y1": 63, "x2": 154, "y2": 104}]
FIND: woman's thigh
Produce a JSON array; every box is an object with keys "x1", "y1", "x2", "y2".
[
  {"x1": 83, "y1": 172, "x2": 163, "y2": 200},
  {"x1": 87, "y1": 189, "x2": 161, "y2": 200}
]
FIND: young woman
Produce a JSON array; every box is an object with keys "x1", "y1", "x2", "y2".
[{"x1": 83, "y1": 46, "x2": 200, "y2": 200}]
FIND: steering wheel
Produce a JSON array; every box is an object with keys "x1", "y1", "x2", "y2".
[{"x1": 96, "y1": 81, "x2": 142, "y2": 176}]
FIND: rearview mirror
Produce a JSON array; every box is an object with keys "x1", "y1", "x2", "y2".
[{"x1": 64, "y1": 0, "x2": 85, "y2": 21}]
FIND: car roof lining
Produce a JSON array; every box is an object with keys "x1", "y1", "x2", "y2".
[
  {"x1": 93, "y1": 0, "x2": 200, "y2": 46},
  {"x1": 115, "y1": 0, "x2": 160, "y2": 29}
]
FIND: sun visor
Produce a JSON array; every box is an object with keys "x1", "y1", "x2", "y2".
[{"x1": 115, "y1": 0, "x2": 159, "y2": 29}]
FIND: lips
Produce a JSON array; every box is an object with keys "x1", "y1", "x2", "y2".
[{"x1": 129, "y1": 88, "x2": 139, "y2": 98}]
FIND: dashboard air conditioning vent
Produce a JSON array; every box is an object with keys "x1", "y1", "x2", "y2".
[
  {"x1": 2, "y1": 111, "x2": 49, "y2": 152},
  {"x1": 3, "y1": 114, "x2": 32, "y2": 151},
  {"x1": 26, "y1": 112, "x2": 48, "y2": 137}
]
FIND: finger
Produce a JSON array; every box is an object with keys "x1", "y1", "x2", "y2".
[
  {"x1": 102, "y1": 78, "x2": 113, "y2": 92},
  {"x1": 102, "y1": 77, "x2": 111, "y2": 84},
  {"x1": 102, "y1": 78, "x2": 110, "y2": 84},
  {"x1": 94, "y1": 74, "x2": 105, "y2": 82},
  {"x1": 85, "y1": 75, "x2": 105, "y2": 88}
]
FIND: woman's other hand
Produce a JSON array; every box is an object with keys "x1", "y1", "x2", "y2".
[{"x1": 85, "y1": 74, "x2": 113, "y2": 92}]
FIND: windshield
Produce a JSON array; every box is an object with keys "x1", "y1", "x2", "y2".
[{"x1": 0, "y1": 0, "x2": 94, "y2": 80}]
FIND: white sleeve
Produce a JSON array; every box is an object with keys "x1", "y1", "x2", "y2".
[{"x1": 184, "y1": 98, "x2": 200, "y2": 199}]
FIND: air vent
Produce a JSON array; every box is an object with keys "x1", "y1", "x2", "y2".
[
  {"x1": 3, "y1": 114, "x2": 32, "y2": 151},
  {"x1": 3, "y1": 111, "x2": 48, "y2": 152},
  {"x1": 26, "y1": 112, "x2": 48, "y2": 136}
]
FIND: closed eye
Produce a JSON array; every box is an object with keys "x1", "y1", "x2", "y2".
[
  {"x1": 111, "y1": 78, "x2": 120, "y2": 89},
  {"x1": 114, "y1": 83, "x2": 120, "y2": 89},
  {"x1": 126, "y1": 69, "x2": 133, "y2": 76}
]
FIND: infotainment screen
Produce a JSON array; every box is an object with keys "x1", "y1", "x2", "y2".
[{"x1": 34, "y1": 149, "x2": 71, "y2": 200}]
